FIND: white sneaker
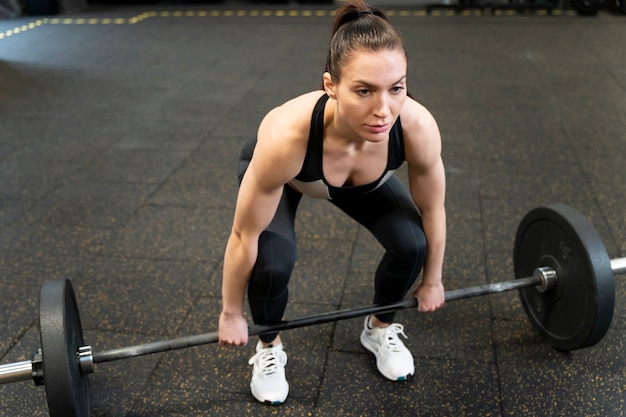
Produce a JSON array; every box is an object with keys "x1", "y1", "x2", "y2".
[
  {"x1": 248, "y1": 341, "x2": 289, "y2": 405},
  {"x1": 360, "y1": 317, "x2": 415, "y2": 381}
]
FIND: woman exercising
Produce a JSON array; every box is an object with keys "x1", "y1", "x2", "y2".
[{"x1": 218, "y1": 0, "x2": 446, "y2": 405}]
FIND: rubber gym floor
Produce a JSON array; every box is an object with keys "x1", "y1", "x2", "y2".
[{"x1": 0, "y1": 2, "x2": 625, "y2": 416}]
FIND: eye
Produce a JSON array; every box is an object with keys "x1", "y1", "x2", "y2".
[
  {"x1": 391, "y1": 86, "x2": 405, "y2": 94},
  {"x1": 356, "y1": 89, "x2": 370, "y2": 96}
]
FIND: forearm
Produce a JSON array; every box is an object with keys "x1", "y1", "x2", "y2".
[
  {"x1": 221, "y1": 232, "x2": 258, "y2": 316},
  {"x1": 420, "y1": 206, "x2": 446, "y2": 285}
]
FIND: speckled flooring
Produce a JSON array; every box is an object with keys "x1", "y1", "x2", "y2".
[{"x1": 0, "y1": 4, "x2": 625, "y2": 417}]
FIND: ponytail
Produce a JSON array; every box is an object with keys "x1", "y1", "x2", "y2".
[
  {"x1": 330, "y1": 0, "x2": 387, "y2": 34},
  {"x1": 325, "y1": 0, "x2": 405, "y2": 82}
]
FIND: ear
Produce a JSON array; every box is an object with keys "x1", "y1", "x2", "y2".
[{"x1": 323, "y1": 72, "x2": 337, "y2": 99}]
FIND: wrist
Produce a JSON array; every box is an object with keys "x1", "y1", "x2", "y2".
[
  {"x1": 221, "y1": 308, "x2": 244, "y2": 318},
  {"x1": 420, "y1": 275, "x2": 443, "y2": 286}
]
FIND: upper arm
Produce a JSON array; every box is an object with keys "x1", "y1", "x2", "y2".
[
  {"x1": 401, "y1": 99, "x2": 446, "y2": 213},
  {"x1": 230, "y1": 99, "x2": 311, "y2": 241}
]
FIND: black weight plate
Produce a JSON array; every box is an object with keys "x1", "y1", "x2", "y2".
[
  {"x1": 514, "y1": 204, "x2": 614, "y2": 352},
  {"x1": 39, "y1": 279, "x2": 90, "y2": 417}
]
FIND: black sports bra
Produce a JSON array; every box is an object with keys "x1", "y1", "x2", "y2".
[{"x1": 288, "y1": 94, "x2": 406, "y2": 200}]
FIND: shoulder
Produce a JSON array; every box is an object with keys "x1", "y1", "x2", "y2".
[
  {"x1": 258, "y1": 91, "x2": 326, "y2": 145},
  {"x1": 251, "y1": 91, "x2": 326, "y2": 183},
  {"x1": 399, "y1": 97, "x2": 442, "y2": 169},
  {"x1": 399, "y1": 97, "x2": 439, "y2": 139}
]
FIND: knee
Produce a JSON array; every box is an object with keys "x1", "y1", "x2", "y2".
[
  {"x1": 386, "y1": 227, "x2": 427, "y2": 272},
  {"x1": 248, "y1": 231, "x2": 296, "y2": 295}
]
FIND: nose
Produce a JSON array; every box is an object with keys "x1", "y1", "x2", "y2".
[{"x1": 373, "y1": 93, "x2": 390, "y2": 119}]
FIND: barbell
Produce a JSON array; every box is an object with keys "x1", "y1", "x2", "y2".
[{"x1": 0, "y1": 203, "x2": 624, "y2": 417}]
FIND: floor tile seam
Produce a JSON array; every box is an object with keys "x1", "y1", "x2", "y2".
[
  {"x1": 82, "y1": 252, "x2": 217, "y2": 267},
  {"x1": 0, "y1": 143, "x2": 32, "y2": 164},
  {"x1": 325, "y1": 224, "x2": 367, "y2": 373},
  {"x1": 72, "y1": 270, "x2": 218, "y2": 334},
  {"x1": 562, "y1": 130, "x2": 623, "y2": 258},
  {"x1": 138, "y1": 174, "x2": 205, "y2": 213},
  {"x1": 487, "y1": 310, "x2": 507, "y2": 417},
  {"x1": 83, "y1": 320, "x2": 219, "y2": 339},
  {"x1": 414, "y1": 353, "x2": 498, "y2": 366},
  {"x1": 282, "y1": 299, "x2": 345, "y2": 311},
  {"x1": 0, "y1": 317, "x2": 38, "y2": 360},
  {"x1": 0, "y1": 184, "x2": 115, "y2": 242},
  {"x1": 574, "y1": 31, "x2": 626, "y2": 92},
  {"x1": 334, "y1": 226, "x2": 361, "y2": 316},
  {"x1": 477, "y1": 190, "x2": 507, "y2": 414},
  {"x1": 93, "y1": 251, "x2": 221, "y2": 264},
  {"x1": 27, "y1": 218, "x2": 146, "y2": 233},
  {"x1": 66, "y1": 177, "x2": 184, "y2": 187},
  {"x1": 309, "y1": 321, "x2": 335, "y2": 415},
  {"x1": 0, "y1": 200, "x2": 39, "y2": 229},
  {"x1": 60, "y1": 150, "x2": 196, "y2": 229},
  {"x1": 329, "y1": 346, "x2": 499, "y2": 366},
  {"x1": 139, "y1": 124, "x2": 211, "y2": 179},
  {"x1": 108, "y1": 201, "x2": 234, "y2": 232},
  {"x1": 63, "y1": 140, "x2": 191, "y2": 173},
  {"x1": 64, "y1": 171, "x2": 162, "y2": 188},
  {"x1": 0, "y1": 278, "x2": 45, "y2": 288},
  {"x1": 0, "y1": 272, "x2": 85, "y2": 286},
  {"x1": 132, "y1": 96, "x2": 241, "y2": 209},
  {"x1": 6, "y1": 218, "x2": 117, "y2": 241},
  {"x1": 441, "y1": 152, "x2": 584, "y2": 166},
  {"x1": 89, "y1": 347, "x2": 213, "y2": 396},
  {"x1": 173, "y1": 258, "x2": 222, "y2": 321},
  {"x1": 143, "y1": 201, "x2": 235, "y2": 211}
]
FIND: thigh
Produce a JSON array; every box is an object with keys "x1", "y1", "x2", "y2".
[{"x1": 330, "y1": 175, "x2": 423, "y2": 247}]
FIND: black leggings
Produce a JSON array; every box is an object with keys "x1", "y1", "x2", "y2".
[{"x1": 238, "y1": 142, "x2": 427, "y2": 343}]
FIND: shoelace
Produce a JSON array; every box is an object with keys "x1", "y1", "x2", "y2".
[
  {"x1": 248, "y1": 348, "x2": 287, "y2": 377},
  {"x1": 381, "y1": 323, "x2": 409, "y2": 353}
]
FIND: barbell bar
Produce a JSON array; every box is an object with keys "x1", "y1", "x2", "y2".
[
  {"x1": 92, "y1": 273, "x2": 550, "y2": 364},
  {"x1": 0, "y1": 273, "x2": 555, "y2": 382},
  {"x1": 612, "y1": 257, "x2": 626, "y2": 274},
  {"x1": 0, "y1": 203, "x2": 623, "y2": 417}
]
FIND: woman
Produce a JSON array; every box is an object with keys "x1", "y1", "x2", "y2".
[{"x1": 218, "y1": 0, "x2": 446, "y2": 405}]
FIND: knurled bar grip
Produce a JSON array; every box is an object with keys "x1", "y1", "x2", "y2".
[
  {"x1": 91, "y1": 275, "x2": 542, "y2": 364},
  {"x1": 88, "y1": 257, "x2": 622, "y2": 364}
]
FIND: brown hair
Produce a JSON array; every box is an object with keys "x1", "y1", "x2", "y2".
[{"x1": 325, "y1": 0, "x2": 406, "y2": 82}]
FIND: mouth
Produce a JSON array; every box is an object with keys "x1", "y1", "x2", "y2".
[{"x1": 365, "y1": 123, "x2": 390, "y2": 134}]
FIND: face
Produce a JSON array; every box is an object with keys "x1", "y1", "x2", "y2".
[{"x1": 324, "y1": 48, "x2": 407, "y2": 143}]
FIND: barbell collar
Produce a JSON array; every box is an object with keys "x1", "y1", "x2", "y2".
[
  {"x1": 78, "y1": 346, "x2": 94, "y2": 375},
  {"x1": 32, "y1": 350, "x2": 44, "y2": 386},
  {"x1": 534, "y1": 267, "x2": 557, "y2": 293}
]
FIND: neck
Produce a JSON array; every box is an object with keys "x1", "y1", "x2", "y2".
[{"x1": 324, "y1": 100, "x2": 365, "y2": 147}]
